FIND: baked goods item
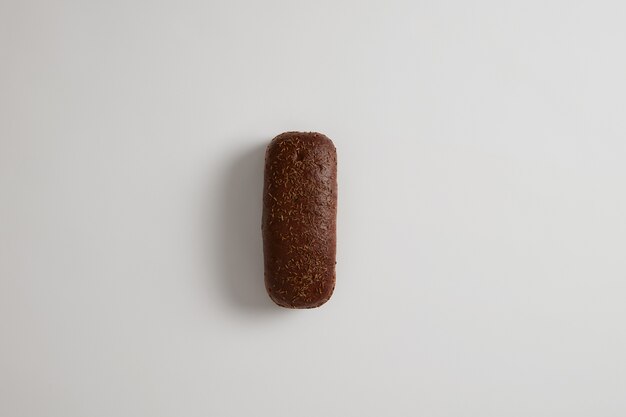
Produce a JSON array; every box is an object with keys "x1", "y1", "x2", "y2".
[{"x1": 262, "y1": 132, "x2": 337, "y2": 308}]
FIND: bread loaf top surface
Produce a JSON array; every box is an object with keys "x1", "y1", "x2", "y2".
[{"x1": 262, "y1": 132, "x2": 337, "y2": 308}]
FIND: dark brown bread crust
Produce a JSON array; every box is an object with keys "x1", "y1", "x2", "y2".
[{"x1": 262, "y1": 132, "x2": 337, "y2": 308}]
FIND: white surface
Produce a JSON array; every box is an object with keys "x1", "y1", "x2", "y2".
[{"x1": 2, "y1": 1, "x2": 626, "y2": 416}]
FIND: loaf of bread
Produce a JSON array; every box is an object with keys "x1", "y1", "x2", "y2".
[{"x1": 262, "y1": 132, "x2": 337, "y2": 308}]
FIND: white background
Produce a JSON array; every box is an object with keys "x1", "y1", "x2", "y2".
[{"x1": 1, "y1": 1, "x2": 626, "y2": 416}]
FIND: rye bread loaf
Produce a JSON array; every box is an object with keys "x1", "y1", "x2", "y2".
[{"x1": 262, "y1": 132, "x2": 337, "y2": 308}]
